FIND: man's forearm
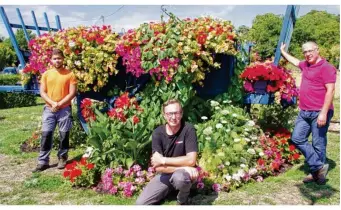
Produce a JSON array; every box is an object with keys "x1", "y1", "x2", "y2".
[
  {"x1": 281, "y1": 50, "x2": 300, "y2": 67},
  {"x1": 40, "y1": 91, "x2": 55, "y2": 105},
  {"x1": 155, "y1": 165, "x2": 183, "y2": 174},
  {"x1": 164, "y1": 155, "x2": 196, "y2": 167},
  {"x1": 321, "y1": 89, "x2": 335, "y2": 115},
  {"x1": 58, "y1": 92, "x2": 76, "y2": 107}
]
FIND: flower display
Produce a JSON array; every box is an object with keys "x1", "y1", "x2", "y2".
[
  {"x1": 22, "y1": 25, "x2": 120, "y2": 92},
  {"x1": 115, "y1": 16, "x2": 237, "y2": 86},
  {"x1": 63, "y1": 157, "x2": 96, "y2": 187},
  {"x1": 94, "y1": 164, "x2": 155, "y2": 197},
  {"x1": 240, "y1": 61, "x2": 298, "y2": 103}
]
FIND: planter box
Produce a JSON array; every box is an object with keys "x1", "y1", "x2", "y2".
[
  {"x1": 253, "y1": 80, "x2": 268, "y2": 94},
  {"x1": 244, "y1": 93, "x2": 275, "y2": 105}
]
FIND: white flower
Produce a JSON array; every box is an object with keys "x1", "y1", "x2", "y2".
[
  {"x1": 247, "y1": 148, "x2": 256, "y2": 155},
  {"x1": 232, "y1": 113, "x2": 238, "y2": 117},
  {"x1": 205, "y1": 137, "x2": 211, "y2": 140},
  {"x1": 245, "y1": 138, "x2": 251, "y2": 142},
  {"x1": 215, "y1": 106, "x2": 221, "y2": 110},
  {"x1": 222, "y1": 143, "x2": 226, "y2": 147},
  {"x1": 237, "y1": 169, "x2": 245, "y2": 177},
  {"x1": 75, "y1": 60, "x2": 81, "y2": 66},
  {"x1": 216, "y1": 123, "x2": 223, "y2": 129},
  {"x1": 246, "y1": 120, "x2": 255, "y2": 127},
  {"x1": 201, "y1": 116, "x2": 208, "y2": 120},
  {"x1": 82, "y1": 147, "x2": 93, "y2": 158},
  {"x1": 210, "y1": 100, "x2": 219, "y2": 107},
  {"x1": 251, "y1": 142, "x2": 255, "y2": 145},
  {"x1": 240, "y1": 157, "x2": 247, "y2": 163},
  {"x1": 226, "y1": 128, "x2": 231, "y2": 133},
  {"x1": 259, "y1": 152, "x2": 264, "y2": 156},
  {"x1": 234, "y1": 138, "x2": 241, "y2": 143},
  {"x1": 225, "y1": 161, "x2": 230, "y2": 166},
  {"x1": 203, "y1": 126, "x2": 213, "y2": 136},
  {"x1": 244, "y1": 128, "x2": 250, "y2": 132},
  {"x1": 223, "y1": 100, "x2": 232, "y2": 104},
  {"x1": 251, "y1": 136, "x2": 258, "y2": 140},
  {"x1": 240, "y1": 164, "x2": 246, "y2": 168},
  {"x1": 69, "y1": 41, "x2": 75, "y2": 47},
  {"x1": 220, "y1": 109, "x2": 229, "y2": 115},
  {"x1": 232, "y1": 173, "x2": 241, "y2": 181},
  {"x1": 224, "y1": 174, "x2": 232, "y2": 181},
  {"x1": 220, "y1": 120, "x2": 227, "y2": 124},
  {"x1": 249, "y1": 168, "x2": 258, "y2": 176}
]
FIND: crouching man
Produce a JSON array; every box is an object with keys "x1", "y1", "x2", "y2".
[{"x1": 136, "y1": 99, "x2": 198, "y2": 205}]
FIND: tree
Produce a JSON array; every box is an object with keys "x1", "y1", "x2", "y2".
[
  {"x1": 0, "y1": 43, "x2": 17, "y2": 70},
  {"x1": 3, "y1": 29, "x2": 36, "y2": 51},
  {"x1": 236, "y1": 25, "x2": 250, "y2": 42},
  {"x1": 290, "y1": 10, "x2": 340, "y2": 67},
  {"x1": 247, "y1": 13, "x2": 283, "y2": 60}
]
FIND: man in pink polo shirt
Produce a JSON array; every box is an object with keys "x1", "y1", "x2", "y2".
[{"x1": 280, "y1": 41, "x2": 336, "y2": 185}]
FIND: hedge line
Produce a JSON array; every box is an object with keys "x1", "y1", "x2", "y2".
[
  {"x1": 0, "y1": 74, "x2": 21, "y2": 85},
  {"x1": 0, "y1": 92, "x2": 37, "y2": 109}
]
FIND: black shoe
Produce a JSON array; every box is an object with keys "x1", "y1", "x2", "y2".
[
  {"x1": 177, "y1": 198, "x2": 191, "y2": 205},
  {"x1": 303, "y1": 173, "x2": 315, "y2": 183},
  {"x1": 32, "y1": 164, "x2": 49, "y2": 172},
  {"x1": 313, "y1": 164, "x2": 329, "y2": 185},
  {"x1": 57, "y1": 157, "x2": 68, "y2": 169}
]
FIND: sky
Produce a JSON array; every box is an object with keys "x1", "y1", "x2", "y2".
[{"x1": 0, "y1": 3, "x2": 339, "y2": 38}]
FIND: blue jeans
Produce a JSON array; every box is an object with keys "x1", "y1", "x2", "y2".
[{"x1": 291, "y1": 110, "x2": 333, "y2": 172}]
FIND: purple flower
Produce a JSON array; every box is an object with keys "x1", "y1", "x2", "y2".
[
  {"x1": 148, "y1": 167, "x2": 155, "y2": 173},
  {"x1": 114, "y1": 166, "x2": 123, "y2": 175},
  {"x1": 135, "y1": 177, "x2": 145, "y2": 185},
  {"x1": 136, "y1": 171, "x2": 144, "y2": 177},
  {"x1": 256, "y1": 176, "x2": 263, "y2": 182},
  {"x1": 217, "y1": 164, "x2": 225, "y2": 170},
  {"x1": 212, "y1": 183, "x2": 221, "y2": 192},
  {"x1": 132, "y1": 164, "x2": 142, "y2": 172}
]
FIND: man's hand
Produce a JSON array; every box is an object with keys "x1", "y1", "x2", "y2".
[
  {"x1": 51, "y1": 101, "x2": 60, "y2": 112},
  {"x1": 280, "y1": 42, "x2": 286, "y2": 53},
  {"x1": 317, "y1": 112, "x2": 327, "y2": 127},
  {"x1": 151, "y1": 152, "x2": 166, "y2": 167},
  {"x1": 179, "y1": 166, "x2": 198, "y2": 181}
]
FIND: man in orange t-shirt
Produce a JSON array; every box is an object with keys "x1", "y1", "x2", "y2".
[{"x1": 33, "y1": 49, "x2": 77, "y2": 172}]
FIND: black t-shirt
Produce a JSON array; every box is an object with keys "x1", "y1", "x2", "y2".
[{"x1": 152, "y1": 121, "x2": 198, "y2": 157}]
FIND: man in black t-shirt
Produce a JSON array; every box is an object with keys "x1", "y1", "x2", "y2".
[{"x1": 136, "y1": 99, "x2": 198, "y2": 205}]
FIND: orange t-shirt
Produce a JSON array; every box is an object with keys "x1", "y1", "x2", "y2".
[{"x1": 40, "y1": 68, "x2": 77, "y2": 109}]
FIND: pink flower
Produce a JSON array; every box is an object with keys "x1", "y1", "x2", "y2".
[
  {"x1": 256, "y1": 176, "x2": 263, "y2": 182},
  {"x1": 197, "y1": 182, "x2": 204, "y2": 189},
  {"x1": 114, "y1": 166, "x2": 124, "y2": 175},
  {"x1": 212, "y1": 183, "x2": 221, "y2": 192},
  {"x1": 217, "y1": 164, "x2": 225, "y2": 170},
  {"x1": 136, "y1": 171, "x2": 144, "y2": 177},
  {"x1": 135, "y1": 177, "x2": 145, "y2": 184},
  {"x1": 108, "y1": 186, "x2": 118, "y2": 194},
  {"x1": 132, "y1": 164, "x2": 142, "y2": 172}
]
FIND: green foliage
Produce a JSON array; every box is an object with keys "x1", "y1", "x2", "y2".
[
  {"x1": 0, "y1": 74, "x2": 20, "y2": 85},
  {"x1": 0, "y1": 43, "x2": 17, "y2": 71},
  {"x1": 291, "y1": 10, "x2": 340, "y2": 67},
  {"x1": 247, "y1": 13, "x2": 282, "y2": 60},
  {"x1": 0, "y1": 92, "x2": 36, "y2": 109},
  {"x1": 2, "y1": 29, "x2": 35, "y2": 51},
  {"x1": 236, "y1": 25, "x2": 250, "y2": 42}
]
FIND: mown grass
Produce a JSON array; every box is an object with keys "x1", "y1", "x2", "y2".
[{"x1": 0, "y1": 97, "x2": 339, "y2": 205}]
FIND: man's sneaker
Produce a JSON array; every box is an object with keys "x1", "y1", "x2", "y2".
[
  {"x1": 32, "y1": 164, "x2": 49, "y2": 172},
  {"x1": 303, "y1": 173, "x2": 315, "y2": 183},
  {"x1": 57, "y1": 158, "x2": 67, "y2": 169},
  {"x1": 313, "y1": 164, "x2": 329, "y2": 185},
  {"x1": 177, "y1": 198, "x2": 191, "y2": 205}
]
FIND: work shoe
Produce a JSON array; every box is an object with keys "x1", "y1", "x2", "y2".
[
  {"x1": 177, "y1": 198, "x2": 191, "y2": 205},
  {"x1": 302, "y1": 173, "x2": 315, "y2": 183},
  {"x1": 57, "y1": 157, "x2": 68, "y2": 169},
  {"x1": 313, "y1": 164, "x2": 329, "y2": 185},
  {"x1": 32, "y1": 164, "x2": 49, "y2": 172}
]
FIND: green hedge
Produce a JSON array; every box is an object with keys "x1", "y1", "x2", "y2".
[
  {"x1": 0, "y1": 74, "x2": 21, "y2": 85},
  {"x1": 0, "y1": 92, "x2": 37, "y2": 109}
]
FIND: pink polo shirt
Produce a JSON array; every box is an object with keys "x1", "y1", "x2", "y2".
[{"x1": 298, "y1": 59, "x2": 337, "y2": 111}]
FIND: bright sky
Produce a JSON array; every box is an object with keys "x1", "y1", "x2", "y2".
[{"x1": 0, "y1": 1, "x2": 339, "y2": 38}]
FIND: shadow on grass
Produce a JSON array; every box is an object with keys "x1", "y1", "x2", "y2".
[
  {"x1": 159, "y1": 189, "x2": 218, "y2": 205},
  {"x1": 296, "y1": 158, "x2": 338, "y2": 204},
  {"x1": 49, "y1": 154, "x2": 83, "y2": 169}
]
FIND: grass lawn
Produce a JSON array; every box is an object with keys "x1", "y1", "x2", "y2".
[{"x1": 0, "y1": 97, "x2": 339, "y2": 205}]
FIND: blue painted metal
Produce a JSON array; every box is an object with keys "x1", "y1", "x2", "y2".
[
  {"x1": 244, "y1": 93, "x2": 275, "y2": 105},
  {"x1": 55, "y1": 15, "x2": 62, "y2": 30},
  {"x1": 0, "y1": 7, "x2": 26, "y2": 68},
  {"x1": 9, "y1": 23, "x2": 58, "y2": 31},
  {"x1": 43, "y1": 12, "x2": 51, "y2": 31},
  {"x1": 0, "y1": 85, "x2": 40, "y2": 95},
  {"x1": 31, "y1": 10, "x2": 41, "y2": 36},
  {"x1": 274, "y1": 5, "x2": 300, "y2": 66},
  {"x1": 16, "y1": 8, "x2": 30, "y2": 43}
]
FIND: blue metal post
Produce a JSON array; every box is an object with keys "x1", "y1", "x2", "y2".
[
  {"x1": 43, "y1": 12, "x2": 51, "y2": 31},
  {"x1": 274, "y1": 5, "x2": 300, "y2": 66},
  {"x1": 31, "y1": 10, "x2": 41, "y2": 36},
  {"x1": 16, "y1": 8, "x2": 30, "y2": 43},
  {"x1": 0, "y1": 6, "x2": 26, "y2": 67},
  {"x1": 55, "y1": 15, "x2": 62, "y2": 30}
]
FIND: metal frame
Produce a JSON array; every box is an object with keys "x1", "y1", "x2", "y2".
[{"x1": 0, "y1": 6, "x2": 62, "y2": 69}]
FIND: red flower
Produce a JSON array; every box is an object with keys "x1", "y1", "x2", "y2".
[
  {"x1": 87, "y1": 163, "x2": 95, "y2": 170},
  {"x1": 197, "y1": 32, "x2": 207, "y2": 45},
  {"x1": 63, "y1": 170, "x2": 70, "y2": 178},
  {"x1": 132, "y1": 115, "x2": 140, "y2": 125},
  {"x1": 96, "y1": 37, "x2": 104, "y2": 45},
  {"x1": 289, "y1": 145, "x2": 296, "y2": 151},
  {"x1": 80, "y1": 157, "x2": 87, "y2": 165},
  {"x1": 81, "y1": 98, "x2": 92, "y2": 109},
  {"x1": 271, "y1": 161, "x2": 281, "y2": 171},
  {"x1": 293, "y1": 153, "x2": 300, "y2": 160},
  {"x1": 257, "y1": 158, "x2": 265, "y2": 166},
  {"x1": 115, "y1": 92, "x2": 130, "y2": 109}
]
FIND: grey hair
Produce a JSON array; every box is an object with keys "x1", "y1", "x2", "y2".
[
  {"x1": 302, "y1": 41, "x2": 319, "y2": 50},
  {"x1": 162, "y1": 98, "x2": 183, "y2": 114}
]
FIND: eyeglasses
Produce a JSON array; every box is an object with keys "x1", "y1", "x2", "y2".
[
  {"x1": 165, "y1": 111, "x2": 182, "y2": 118},
  {"x1": 303, "y1": 48, "x2": 317, "y2": 55}
]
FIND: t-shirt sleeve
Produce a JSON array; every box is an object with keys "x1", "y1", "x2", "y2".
[
  {"x1": 152, "y1": 129, "x2": 163, "y2": 155},
  {"x1": 70, "y1": 72, "x2": 78, "y2": 85},
  {"x1": 185, "y1": 126, "x2": 198, "y2": 154},
  {"x1": 40, "y1": 71, "x2": 47, "y2": 86},
  {"x1": 298, "y1": 61, "x2": 306, "y2": 71},
  {"x1": 321, "y1": 65, "x2": 337, "y2": 84}
]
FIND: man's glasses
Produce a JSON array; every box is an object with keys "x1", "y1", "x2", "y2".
[
  {"x1": 164, "y1": 111, "x2": 182, "y2": 118},
  {"x1": 303, "y1": 48, "x2": 317, "y2": 55}
]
